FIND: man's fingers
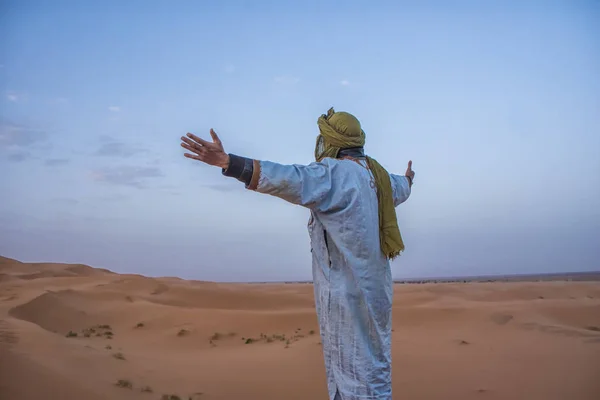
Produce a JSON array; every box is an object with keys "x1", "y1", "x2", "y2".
[
  {"x1": 181, "y1": 136, "x2": 200, "y2": 149},
  {"x1": 186, "y1": 132, "x2": 213, "y2": 148},
  {"x1": 181, "y1": 141, "x2": 206, "y2": 156},
  {"x1": 181, "y1": 136, "x2": 210, "y2": 153},
  {"x1": 209, "y1": 128, "x2": 222, "y2": 145},
  {"x1": 408, "y1": 160, "x2": 412, "y2": 170},
  {"x1": 183, "y1": 153, "x2": 204, "y2": 161}
]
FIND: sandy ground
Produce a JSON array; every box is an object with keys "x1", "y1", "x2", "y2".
[{"x1": 0, "y1": 256, "x2": 599, "y2": 400}]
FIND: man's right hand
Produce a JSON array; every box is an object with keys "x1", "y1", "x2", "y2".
[
  {"x1": 405, "y1": 160, "x2": 415, "y2": 186},
  {"x1": 180, "y1": 129, "x2": 230, "y2": 169}
]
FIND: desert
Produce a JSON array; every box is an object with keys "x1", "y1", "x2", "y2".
[{"x1": 0, "y1": 255, "x2": 599, "y2": 399}]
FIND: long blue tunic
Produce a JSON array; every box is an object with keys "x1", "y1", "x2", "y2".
[{"x1": 249, "y1": 157, "x2": 411, "y2": 400}]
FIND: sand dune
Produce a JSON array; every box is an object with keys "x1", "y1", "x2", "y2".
[{"x1": 0, "y1": 255, "x2": 599, "y2": 399}]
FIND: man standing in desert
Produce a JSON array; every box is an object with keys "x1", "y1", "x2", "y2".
[{"x1": 180, "y1": 107, "x2": 414, "y2": 400}]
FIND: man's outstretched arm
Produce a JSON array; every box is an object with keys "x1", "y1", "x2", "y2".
[
  {"x1": 180, "y1": 130, "x2": 334, "y2": 209},
  {"x1": 390, "y1": 160, "x2": 415, "y2": 207}
]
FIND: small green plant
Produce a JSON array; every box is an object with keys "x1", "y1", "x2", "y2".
[
  {"x1": 112, "y1": 352, "x2": 126, "y2": 360},
  {"x1": 105, "y1": 345, "x2": 112, "y2": 350},
  {"x1": 115, "y1": 379, "x2": 132, "y2": 389},
  {"x1": 161, "y1": 395, "x2": 181, "y2": 400},
  {"x1": 309, "y1": 330, "x2": 315, "y2": 335},
  {"x1": 245, "y1": 338, "x2": 254, "y2": 344},
  {"x1": 177, "y1": 329, "x2": 189, "y2": 337},
  {"x1": 65, "y1": 330, "x2": 78, "y2": 338},
  {"x1": 135, "y1": 322, "x2": 145, "y2": 328},
  {"x1": 140, "y1": 385, "x2": 153, "y2": 393}
]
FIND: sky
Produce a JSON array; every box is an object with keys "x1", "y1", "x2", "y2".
[{"x1": 1, "y1": 0, "x2": 599, "y2": 282}]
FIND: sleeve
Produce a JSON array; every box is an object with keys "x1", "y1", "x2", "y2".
[
  {"x1": 390, "y1": 173, "x2": 411, "y2": 206},
  {"x1": 222, "y1": 153, "x2": 254, "y2": 186},
  {"x1": 248, "y1": 159, "x2": 334, "y2": 209}
]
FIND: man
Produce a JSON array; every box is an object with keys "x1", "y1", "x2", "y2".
[{"x1": 180, "y1": 107, "x2": 414, "y2": 400}]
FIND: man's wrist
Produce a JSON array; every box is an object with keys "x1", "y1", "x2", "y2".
[{"x1": 220, "y1": 154, "x2": 230, "y2": 169}]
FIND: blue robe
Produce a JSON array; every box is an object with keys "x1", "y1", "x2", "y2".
[{"x1": 249, "y1": 157, "x2": 411, "y2": 400}]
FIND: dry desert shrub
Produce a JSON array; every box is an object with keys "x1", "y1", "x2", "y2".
[
  {"x1": 586, "y1": 326, "x2": 600, "y2": 332},
  {"x1": 161, "y1": 395, "x2": 182, "y2": 400},
  {"x1": 115, "y1": 379, "x2": 132, "y2": 389}
]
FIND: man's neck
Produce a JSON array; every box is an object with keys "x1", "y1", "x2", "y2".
[{"x1": 338, "y1": 147, "x2": 365, "y2": 158}]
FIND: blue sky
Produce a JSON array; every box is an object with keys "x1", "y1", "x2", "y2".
[{"x1": 1, "y1": 0, "x2": 599, "y2": 281}]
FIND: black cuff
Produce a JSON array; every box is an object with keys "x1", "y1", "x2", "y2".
[{"x1": 222, "y1": 153, "x2": 254, "y2": 186}]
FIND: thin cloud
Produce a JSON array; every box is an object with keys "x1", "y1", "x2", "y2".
[
  {"x1": 5, "y1": 91, "x2": 27, "y2": 103},
  {"x1": 0, "y1": 121, "x2": 46, "y2": 149},
  {"x1": 340, "y1": 80, "x2": 350, "y2": 86},
  {"x1": 224, "y1": 64, "x2": 235, "y2": 73},
  {"x1": 108, "y1": 106, "x2": 121, "y2": 112},
  {"x1": 6, "y1": 152, "x2": 31, "y2": 162},
  {"x1": 45, "y1": 158, "x2": 70, "y2": 166},
  {"x1": 94, "y1": 193, "x2": 130, "y2": 203},
  {"x1": 90, "y1": 165, "x2": 163, "y2": 188}
]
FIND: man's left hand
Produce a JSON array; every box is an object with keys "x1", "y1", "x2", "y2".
[{"x1": 405, "y1": 160, "x2": 415, "y2": 186}]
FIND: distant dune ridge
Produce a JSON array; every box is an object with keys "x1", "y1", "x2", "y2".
[{"x1": 0, "y1": 255, "x2": 599, "y2": 400}]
